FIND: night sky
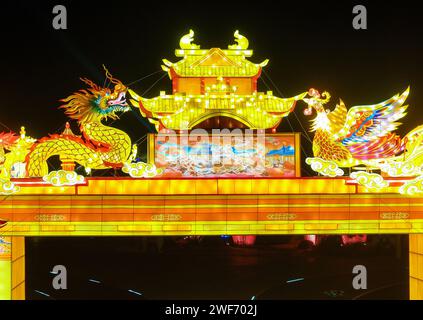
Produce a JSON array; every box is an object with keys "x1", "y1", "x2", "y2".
[{"x1": 0, "y1": 0, "x2": 421, "y2": 168}]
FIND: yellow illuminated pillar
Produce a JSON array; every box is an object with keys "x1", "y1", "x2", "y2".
[
  {"x1": 0, "y1": 237, "x2": 25, "y2": 300},
  {"x1": 0, "y1": 236, "x2": 11, "y2": 300},
  {"x1": 410, "y1": 234, "x2": 423, "y2": 300}
]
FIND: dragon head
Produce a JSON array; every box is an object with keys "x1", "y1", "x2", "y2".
[{"x1": 60, "y1": 66, "x2": 129, "y2": 124}]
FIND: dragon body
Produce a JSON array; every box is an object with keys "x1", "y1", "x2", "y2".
[
  {"x1": 26, "y1": 121, "x2": 131, "y2": 177},
  {"x1": 26, "y1": 70, "x2": 131, "y2": 177},
  {"x1": 0, "y1": 67, "x2": 132, "y2": 178},
  {"x1": 0, "y1": 66, "x2": 162, "y2": 194}
]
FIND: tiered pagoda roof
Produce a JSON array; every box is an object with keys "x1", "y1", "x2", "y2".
[{"x1": 129, "y1": 30, "x2": 307, "y2": 131}]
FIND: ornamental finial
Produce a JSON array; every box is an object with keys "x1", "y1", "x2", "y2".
[
  {"x1": 179, "y1": 29, "x2": 200, "y2": 50},
  {"x1": 20, "y1": 126, "x2": 26, "y2": 139},
  {"x1": 228, "y1": 30, "x2": 249, "y2": 50}
]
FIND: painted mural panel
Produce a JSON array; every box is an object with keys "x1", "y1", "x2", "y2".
[{"x1": 152, "y1": 133, "x2": 298, "y2": 178}]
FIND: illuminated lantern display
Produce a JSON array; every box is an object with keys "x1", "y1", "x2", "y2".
[
  {"x1": 304, "y1": 235, "x2": 367, "y2": 246},
  {"x1": 232, "y1": 235, "x2": 256, "y2": 246},
  {"x1": 130, "y1": 30, "x2": 303, "y2": 178},
  {"x1": 0, "y1": 127, "x2": 35, "y2": 179},
  {"x1": 25, "y1": 68, "x2": 133, "y2": 177},
  {"x1": 0, "y1": 237, "x2": 12, "y2": 300},
  {"x1": 341, "y1": 235, "x2": 367, "y2": 246},
  {"x1": 129, "y1": 30, "x2": 306, "y2": 131},
  {"x1": 303, "y1": 87, "x2": 423, "y2": 195},
  {"x1": 304, "y1": 235, "x2": 319, "y2": 246},
  {"x1": 0, "y1": 66, "x2": 162, "y2": 193},
  {"x1": 1, "y1": 29, "x2": 423, "y2": 301}
]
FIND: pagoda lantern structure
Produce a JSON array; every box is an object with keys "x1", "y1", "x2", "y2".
[{"x1": 129, "y1": 30, "x2": 307, "y2": 131}]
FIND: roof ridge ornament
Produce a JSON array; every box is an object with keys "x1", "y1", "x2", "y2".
[
  {"x1": 179, "y1": 29, "x2": 200, "y2": 49},
  {"x1": 228, "y1": 30, "x2": 249, "y2": 50}
]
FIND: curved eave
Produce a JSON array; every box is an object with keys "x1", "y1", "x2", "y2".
[
  {"x1": 139, "y1": 92, "x2": 306, "y2": 112},
  {"x1": 134, "y1": 92, "x2": 307, "y2": 130}
]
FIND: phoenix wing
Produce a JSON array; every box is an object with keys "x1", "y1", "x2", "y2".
[{"x1": 333, "y1": 87, "x2": 410, "y2": 160}]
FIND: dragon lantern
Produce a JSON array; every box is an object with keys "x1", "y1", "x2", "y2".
[
  {"x1": 27, "y1": 67, "x2": 132, "y2": 177},
  {"x1": 0, "y1": 66, "x2": 162, "y2": 193}
]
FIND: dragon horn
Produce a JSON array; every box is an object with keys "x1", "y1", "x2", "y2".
[
  {"x1": 80, "y1": 77, "x2": 100, "y2": 91},
  {"x1": 102, "y1": 65, "x2": 122, "y2": 86}
]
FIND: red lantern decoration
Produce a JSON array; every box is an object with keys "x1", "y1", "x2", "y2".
[
  {"x1": 304, "y1": 234, "x2": 318, "y2": 245},
  {"x1": 232, "y1": 235, "x2": 256, "y2": 246},
  {"x1": 341, "y1": 234, "x2": 367, "y2": 245}
]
